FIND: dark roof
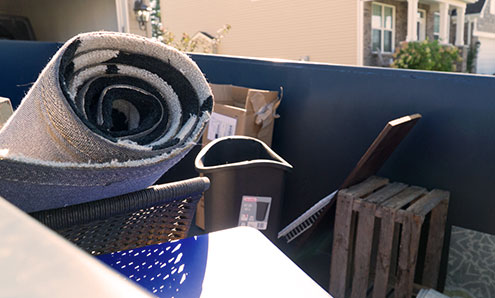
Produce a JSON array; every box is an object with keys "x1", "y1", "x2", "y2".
[{"x1": 466, "y1": 0, "x2": 486, "y2": 14}]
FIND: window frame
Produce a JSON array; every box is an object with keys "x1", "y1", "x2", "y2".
[
  {"x1": 433, "y1": 12, "x2": 440, "y2": 40},
  {"x1": 417, "y1": 9, "x2": 427, "y2": 41},
  {"x1": 371, "y1": 2, "x2": 396, "y2": 54}
]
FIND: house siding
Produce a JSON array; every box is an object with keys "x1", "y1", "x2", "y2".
[
  {"x1": 471, "y1": 1, "x2": 495, "y2": 74},
  {"x1": 0, "y1": 0, "x2": 119, "y2": 42},
  {"x1": 161, "y1": 0, "x2": 359, "y2": 65},
  {"x1": 477, "y1": 0, "x2": 495, "y2": 32}
]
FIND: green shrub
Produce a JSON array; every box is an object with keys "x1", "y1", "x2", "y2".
[
  {"x1": 391, "y1": 40, "x2": 462, "y2": 72},
  {"x1": 466, "y1": 42, "x2": 479, "y2": 73}
]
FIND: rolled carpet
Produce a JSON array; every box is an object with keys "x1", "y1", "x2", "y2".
[{"x1": 0, "y1": 32, "x2": 212, "y2": 212}]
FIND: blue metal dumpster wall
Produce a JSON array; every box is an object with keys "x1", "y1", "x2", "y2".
[
  {"x1": 190, "y1": 54, "x2": 495, "y2": 238},
  {"x1": 187, "y1": 55, "x2": 495, "y2": 290},
  {"x1": 0, "y1": 40, "x2": 61, "y2": 108},
  {"x1": 1, "y1": 41, "x2": 495, "y2": 239}
]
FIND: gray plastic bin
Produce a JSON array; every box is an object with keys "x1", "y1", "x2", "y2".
[{"x1": 195, "y1": 136, "x2": 292, "y2": 241}]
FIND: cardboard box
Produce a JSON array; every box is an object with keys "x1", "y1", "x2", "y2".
[
  {"x1": 202, "y1": 84, "x2": 281, "y2": 147},
  {"x1": 0, "y1": 97, "x2": 13, "y2": 129},
  {"x1": 196, "y1": 84, "x2": 281, "y2": 229}
]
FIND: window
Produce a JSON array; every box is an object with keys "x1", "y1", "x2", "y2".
[
  {"x1": 433, "y1": 13, "x2": 440, "y2": 40},
  {"x1": 417, "y1": 10, "x2": 426, "y2": 41},
  {"x1": 372, "y1": 3, "x2": 395, "y2": 53}
]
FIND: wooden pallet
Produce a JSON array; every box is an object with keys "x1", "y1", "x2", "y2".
[
  {"x1": 329, "y1": 176, "x2": 449, "y2": 298},
  {"x1": 295, "y1": 114, "x2": 421, "y2": 247}
]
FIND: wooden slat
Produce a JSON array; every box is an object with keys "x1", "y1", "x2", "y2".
[
  {"x1": 372, "y1": 208, "x2": 396, "y2": 298},
  {"x1": 342, "y1": 176, "x2": 389, "y2": 198},
  {"x1": 296, "y1": 177, "x2": 385, "y2": 248},
  {"x1": 346, "y1": 211, "x2": 358, "y2": 295},
  {"x1": 298, "y1": 114, "x2": 421, "y2": 247},
  {"x1": 407, "y1": 189, "x2": 450, "y2": 217},
  {"x1": 365, "y1": 182, "x2": 408, "y2": 204},
  {"x1": 422, "y1": 198, "x2": 449, "y2": 288},
  {"x1": 352, "y1": 198, "x2": 367, "y2": 211},
  {"x1": 389, "y1": 222, "x2": 401, "y2": 286},
  {"x1": 373, "y1": 186, "x2": 426, "y2": 287},
  {"x1": 407, "y1": 216, "x2": 423, "y2": 297},
  {"x1": 341, "y1": 114, "x2": 422, "y2": 189},
  {"x1": 368, "y1": 219, "x2": 382, "y2": 293},
  {"x1": 394, "y1": 209, "x2": 409, "y2": 227},
  {"x1": 396, "y1": 214, "x2": 412, "y2": 298},
  {"x1": 350, "y1": 201, "x2": 376, "y2": 298},
  {"x1": 395, "y1": 214, "x2": 423, "y2": 298},
  {"x1": 330, "y1": 193, "x2": 355, "y2": 298},
  {"x1": 378, "y1": 186, "x2": 427, "y2": 213},
  {"x1": 331, "y1": 176, "x2": 449, "y2": 298}
]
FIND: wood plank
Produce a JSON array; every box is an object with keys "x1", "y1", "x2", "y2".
[
  {"x1": 341, "y1": 114, "x2": 421, "y2": 189},
  {"x1": 352, "y1": 197, "x2": 368, "y2": 212},
  {"x1": 407, "y1": 216, "x2": 423, "y2": 297},
  {"x1": 372, "y1": 208, "x2": 396, "y2": 298},
  {"x1": 378, "y1": 186, "x2": 427, "y2": 214},
  {"x1": 330, "y1": 192, "x2": 355, "y2": 298},
  {"x1": 350, "y1": 201, "x2": 376, "y2": 298},
  {"x1": 295, "y1": 178, "x2": 385, "y2": 248},
  {"x1": 422, "y1": 198, "x2": 449, "y2": 289},
  {"x1": 346, "y1": 211, "x2": 358, "y2": 297},
  {"x1": 389, "y1": 222, "x2": 401, "y2": 286},
  {"x1": 298, "y1": 114, "x2": 421, "y2": 247},
  {"x1": 396, "y1": 214, "x2": 412, "y2": 298},
  {"x1": 407, "y1": 189, "x2": 450, "y2": 217},
  {"x1": 393, "y1": 208, "x2": 408, "y2": 224},
  {"x1": 395, "y1": 214, "x2": 423, "y2": 298},
  {"x1": 368, "y1": 218, "x2": 382, "y2": 293},
  {"x1": 365, "y1": 182, "x2": 408, "y2": 204},
  {"x1": 342, "y1": 176, "x2": 389, "y2": 198}
]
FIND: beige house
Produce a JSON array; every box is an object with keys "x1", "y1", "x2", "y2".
[
  {"x1": 162, "y1": 0, "x2": 478, "y2": 67},
  {"x1": 465, "y1": 0, "x2": 495, "y2": 74},
  {"x1": 0, "y1": 0, "x2": 152, "y2": 42},
  {"x1": 162, "y1": 0, "x2": 360, "y2": 65}
]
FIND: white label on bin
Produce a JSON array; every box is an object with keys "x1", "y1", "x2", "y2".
[
  {"x1": 207, "y1": 112, "x2": 237, "y2": 141},
  {"x1": 238, "y1": 196, "x2": 272, "y2": 230}
]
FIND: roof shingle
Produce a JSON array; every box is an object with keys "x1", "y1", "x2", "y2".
[{"x1": 466, "y1": 0, "x2": 485, "y2": 14}]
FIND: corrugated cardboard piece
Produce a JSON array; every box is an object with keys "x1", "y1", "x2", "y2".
[
  {"x1": 197, "y1": 84, "x2": 282, "y2": 229},
  {"x1": 0, "y1": 97, "x2": 13, "y2": 129},
  {"x1": 202, "y1": 84, "x2": 281, "y2": 147}
]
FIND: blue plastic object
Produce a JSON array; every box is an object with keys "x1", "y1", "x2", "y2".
[{"x1": 98, "y1": 235, "x2": 209, "y2": 298}]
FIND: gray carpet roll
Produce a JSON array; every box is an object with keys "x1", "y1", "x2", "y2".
[{"x1": 0, "y1": 32, "x2": 212, "y2": 212}]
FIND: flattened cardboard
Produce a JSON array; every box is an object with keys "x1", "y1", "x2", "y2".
[
  {"x1": 202, "y1": 84, "x2": 280, "y2": 147},
  {"x1": 197, "y1": 84, "x2": 281, "y2": 229}
]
